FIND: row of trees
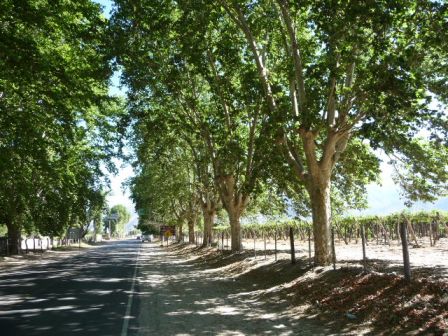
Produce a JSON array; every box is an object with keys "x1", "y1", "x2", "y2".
[
  {"x1": 113, "y1": 0, "x2": 448, "y2": 266},
  {"x1": 113, "y1": 1, "x2": 447, "y2": 266},
  {"x1": 0, "y1": 0, "x2": 124, "y2": 253}
]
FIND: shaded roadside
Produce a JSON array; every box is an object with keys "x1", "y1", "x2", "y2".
[
  {"x1": 159, "y1": 243, "x2": 448, "y2": 335},
  {"x1": 131, "y1": 243, "x2": 332, "y2": 336}
]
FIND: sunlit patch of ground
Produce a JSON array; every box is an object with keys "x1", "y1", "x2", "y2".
[
  {"x1": 0, "y1": 241, "x2": 111, "y2": 271},
  {"x1": 167, "y1": 241, "x2": 448, "y2": 335}
]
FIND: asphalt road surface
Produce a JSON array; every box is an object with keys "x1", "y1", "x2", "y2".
[
  {"x1": 0, "y1": 240, "x2": 141, "y2": 336},
  {"x1": 0, "y1": 240, "x2": 327, "y2": 336}
]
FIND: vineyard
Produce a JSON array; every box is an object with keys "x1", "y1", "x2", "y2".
[
  {"x1": 208, "y1": 210, "x2": 448, "y2": 246},
  {"x1": 180, "y1": 210, "x2": 448, "y2": 279}
]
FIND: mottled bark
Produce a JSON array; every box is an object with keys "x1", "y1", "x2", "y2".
[
  {"x1": 188, "y1": 216, "x2": 196, "y2": 244},
  {"x1": 228, "y1": 208, "x2": 242, "y2": 251},
  {"x1": 216, "y1": 175, "x2": 249, "y2": 252},
  {"x1": 6, "y1": 218, "x2": 20, "y2": 255},
  {"x1": 308, "y1": 181, "x2": 332, "y2": 266},
  {"x1": 177, "y1": 222, "x2": 184, "y2": 243},
  {"x1": 202, "y1": 201, "x2": 216, "y2": 247}
]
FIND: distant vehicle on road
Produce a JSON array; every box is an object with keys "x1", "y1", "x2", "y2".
[
  {"x1": 136, "y1": 235, "x2": 141, "y2": 240},
  {"x1": 141, "y1": 234, "x2": 152, "y2": 242}
]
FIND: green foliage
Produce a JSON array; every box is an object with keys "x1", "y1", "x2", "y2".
[
  {"x1": 106, "y1": 204, "x2": 131, "y2": 237},
  {"x1": 110, "y1": 0, "x2": 447, "y2": 254},
  {"x1": 213, "y1": 218, "x2": 311, "y2": 239},
  {"x1": 0, "y1": 0, "x2": 119, "y2": 242},
  {"x1": 388, "y1": 140, "x2": 448, "y2": 206},
  {"x1": 111, "y1": 0, "x2": 274, "y2": 232},
  {"x1": 129, "y1": 133, "x2": 199, "y2": 229},
  {"x1": 138, "y1": 223, "x2": 158, "y2": 236}
]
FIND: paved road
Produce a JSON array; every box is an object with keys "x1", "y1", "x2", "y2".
[
  {"x1": 0, "y1": 240, "x2": 328, "y2": 336},
  {"x1": 0, "y1": 240, "x2": 140, "y2": 336}
]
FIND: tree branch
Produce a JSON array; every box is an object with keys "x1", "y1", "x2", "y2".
[
  {"x1": 338, "y1": 60, "x2": 357, "y2": 125},
  {"x1": 326, "y1": 77, "x2": 337, "y2": 126},
  {"x1": 299, "y1": 128, "x2": 320, "y2": 178},
  {"x1": 276, "y1": 0, "x2": 306, "y2": 112},
  {"x1": 219, "y1": 0, "x2": 277, "y2": 114},
  {"x1": 245, "y1": 102, "x2": 260, "y2": 184},
  {"x1": 206, "y1": 47, "x2": 233, "y2": 133}
]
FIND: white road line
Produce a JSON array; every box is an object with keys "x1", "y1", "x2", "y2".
[{"x1": 121, "y1": 244, "x2": 141, "y2": 336}]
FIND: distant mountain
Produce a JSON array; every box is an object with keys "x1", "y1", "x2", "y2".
[
  {"x1": 357, "y1": 183, "x2": 448, "y2": 216},
  {"x1": 125, "y1": 215, "x2": 139, "y2": 233}
]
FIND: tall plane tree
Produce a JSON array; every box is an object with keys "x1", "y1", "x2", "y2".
[
  {"x1": 111, "y1": 1, "x2": 270, "y2": 251},
  {"x1": 215, "y1": 0, "x2": 447, "y2": 264}
]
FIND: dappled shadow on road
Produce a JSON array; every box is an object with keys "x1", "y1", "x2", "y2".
[
  {"x1": 130, "y1": 243, "x2": 329, "y2": 335},
  {"x1": 151, "y1": 242, "x2": 448, "y2": 335},
  {"x1": 7, "y1": 239, "x2": 443, "y2": 335},
  {"x1": 0, "y1": 240, "x2": 141, "y2": 336}
]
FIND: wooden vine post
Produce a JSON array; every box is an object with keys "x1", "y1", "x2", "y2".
[
  {"x1": 399, "y1": 217, "x2": 412, "y2": 282},
  {"x1": 253, "y1": 233, "x2": 257, "y2": 259},
  {"x1": 274, "y1": 229, "x2": 277, "y2": 261},
  {"x1": 331, "y1": 226, "x2": 336, "y2": 270},
  {"x1": 289, "y1": 226, "x2": 296, "y2": 264},
  {"x1": 434, "y1": 212, "x2": 441, "y2": 245},
  {"x1": 263, "y1": 232, "x2": 266, "y2": 260},
  {"x1": 429, "y1": 220, "x2": 433, "y2": 246},
  {"x1": 222, "y1": 232, "x2": 224, "y2": 251},
  {"x1": 308, "y1": 227, "x2": 312, "y2": 269},
  {"x1": 361, "y1": 224, "x2": 367, "y2": 271}
]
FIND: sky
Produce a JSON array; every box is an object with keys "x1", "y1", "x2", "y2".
[{"x1": 96, "y1": 0, "x2": 447, "y2": 232}]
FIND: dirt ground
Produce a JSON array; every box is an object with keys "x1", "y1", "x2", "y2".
[
  {"x1": 228, "y1": 236, "x2": 448, "y2": 279},
  {"x1": 134, "y1": 243, "x2": 330, "y2": 335},
  {"x1": 171, "y1": 238, "x2": 448, "y2": 335}
]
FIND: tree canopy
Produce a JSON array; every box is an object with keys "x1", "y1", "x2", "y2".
[
  {"x1": 2, "y1": 0, "x2": 446, "y2": 264},
  {"x1": 111, "y1": 0, "x2": 447, "y2": 265},
  {"x1": 106, "y1": 204, "x2": 131, "y2": 237},
  {"x1": 0, "y1": 0, "x2": 121, "y2": 252}
]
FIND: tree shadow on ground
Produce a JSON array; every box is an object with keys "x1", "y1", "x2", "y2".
[
  {"x1": 342, "y1": 258, "x2": 448, "y2": 280},
  {"x1": 0, "y1": 241, "x2": 141, "y2": 336},
  {"x1": 167, "y1": 242, "x2": 448, "y2": 335},
  {"x1": 276, "y1": 266, "x2": 448, "y2": 335}
]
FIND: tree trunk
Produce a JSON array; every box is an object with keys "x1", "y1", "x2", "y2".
[
  {"x1": 228, "y1": 208, "x2": 242, "y2": 251},
  {"x1": 400, "y1": 221, "x2": 411, "y2": 282},
  {"x1": 406, "y1": 218, "x2": 420, "y2": 247},
  {"x1": 177, "y1": 222, "x2": 183, "y2": 243},
  {"x1": 6, "y1": 219, "x2": 20, "y2": 255},
  {"x1": 188, "y1": 218, "x2": 196, "y2": 244},
  {"x1": 289, "y1": 227, "x2": 296, "y2": 264},
  {"x1": 202, "y1": 203, "x2": 215, "y2": 247},
  {"x1": 217, "y1": 175, "x2": 248, "y2": 252},
  {"x1": 308, "y1": 182, "x2": 332, "y2": 266}
]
